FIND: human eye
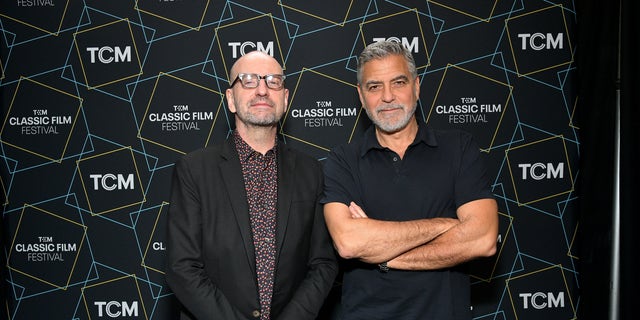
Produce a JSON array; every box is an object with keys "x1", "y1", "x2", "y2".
[
  {"x1": 392, "y1": 79, "x2": 408, "y2": 87},
  {"x1": 366, "y1": 84, "x2": 381, "y2": 92},
  {"x1": 266, "y1": 75, "x2": 283, "y2": 87},
  {"x1": 241, "y1": 74, "x2": 258, "y2": 87}
]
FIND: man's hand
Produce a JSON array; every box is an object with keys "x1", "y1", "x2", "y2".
[{"x1": 348, "y1": 202, "x2": 368, "y2": 219}]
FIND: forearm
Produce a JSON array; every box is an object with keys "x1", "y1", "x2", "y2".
[
  {"x1": 325, "y1": 202, "x2": 458, "y2": 263},
  {"x1": 387, "y1": 199, "x2": 499, "y2": 270},
  {"x1": 355, "y1": 217, "x2": 458, "y2": 263},
  {"x1": 387, "y1": 225, "x2": 490, "y2": 270}
]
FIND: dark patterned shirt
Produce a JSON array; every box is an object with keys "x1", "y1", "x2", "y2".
[{"x1": 234, "y1": 131, "x2": 278, "y2": 320}]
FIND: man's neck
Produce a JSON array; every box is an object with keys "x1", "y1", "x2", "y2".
[
  {"x1": 375, "y1": 120, "x2": 419, "y2": 159},
  {"x1": 235, "y1": 125, "x2": 277, "y2": 155}
]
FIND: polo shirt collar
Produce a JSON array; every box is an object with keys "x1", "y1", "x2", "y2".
[{"x1": 359, "y1": 119, "x2": 438, "y2": 157}]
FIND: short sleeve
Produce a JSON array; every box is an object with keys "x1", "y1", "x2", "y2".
[
  {"x1": 320, "y1": 145, "x2": 361, "y2": 206},
  {"x1": 454, "y1": 131, "x2": 494, "y2": 207}
]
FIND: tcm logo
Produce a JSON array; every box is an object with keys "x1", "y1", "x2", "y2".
[
  {"x1": 517, "y1": 33, "x2": 564, "y2": 50},
  {"x1": 94, "y1": 301, "x2": 139, "y2": 317},
  {"x1": 228, "y1": 41, "x2": 274, "y2": 58},
  {"x1": 372, "y1": 37, "x2": 420, "y2": 53},
  {"x1": 89, "y1": 174, "x2": 135, "y2": 191},
  {"x1": 518, "y1": 162, "x2": 564, "y2": 180},
  {"x1": 86, "y1": 46, "x2": 132, "y2": 63},
  {"x1": 519, "y1": 291, "x2": 565, "y2": 309}
]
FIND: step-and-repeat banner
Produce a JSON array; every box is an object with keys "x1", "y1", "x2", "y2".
[{"x1": 1, "y1": 1, "x2": 578, "y2": 319}]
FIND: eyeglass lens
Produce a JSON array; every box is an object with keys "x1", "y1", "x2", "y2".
[{"x1": 236, "y1": 73, "x2": 285, "y2": 89}]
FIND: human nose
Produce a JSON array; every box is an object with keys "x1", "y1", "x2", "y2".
[
  {"x1": 381, "y1": 85, "x2": 395, "y2": 103},
  {"x1": 255, "y1": 78, "x2": 269, "y2": 95}
]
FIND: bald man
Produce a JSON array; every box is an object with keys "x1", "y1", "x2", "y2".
[{"x1": 166, "y1": 51, "x2": 338, "y2": 320}]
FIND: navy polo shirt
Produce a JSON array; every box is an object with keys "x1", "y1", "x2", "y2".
[{"x1": 321, "y1": 120, "x2": 493, "y2": 320}]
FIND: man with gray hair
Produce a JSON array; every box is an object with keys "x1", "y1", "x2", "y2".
[{"x1": 321, "y1": 40, "x2": 499, "y2": 319}]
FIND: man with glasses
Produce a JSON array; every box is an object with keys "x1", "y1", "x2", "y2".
[{"x1": 166, "y1": 50, "x2": 338, "y2": 320}]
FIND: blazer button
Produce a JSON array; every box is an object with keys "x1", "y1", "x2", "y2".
[{"x1": 252, "y1": 310, "x2": 261, "y2": 318}]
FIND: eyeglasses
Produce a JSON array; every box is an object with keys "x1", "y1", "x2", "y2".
[{"x1": 230, "y1": 73, "x2": 286, "y2": 90}]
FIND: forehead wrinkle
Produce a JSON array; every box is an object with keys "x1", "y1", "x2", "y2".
[{"x1": 363, "y1": 75, "x2": 409, "y2": 87}]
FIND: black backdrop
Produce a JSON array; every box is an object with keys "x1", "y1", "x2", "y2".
[
  {"x1": 1, "y1": 1, "x2": 622, "y2": 319},
  {"x1": 577, "y1": 1, "x2": 640, "y2": 320},
  {"x1": 618, "y1": 1, "x2": 640, "y2": 318}
]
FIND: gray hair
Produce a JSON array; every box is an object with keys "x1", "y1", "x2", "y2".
[{"x1": 356, "y1": 41, "x2": 417, "y2": 84}]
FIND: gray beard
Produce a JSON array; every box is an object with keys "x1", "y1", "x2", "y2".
[
  {"x1": 366, "y1": 103, "x2": 416, "y2": 133},
  {"x1": 237, "y1": 111, "x2": 279, "y2": 127}
]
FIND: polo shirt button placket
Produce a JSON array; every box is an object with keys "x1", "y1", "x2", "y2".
[{"x1": 391, "y1": 155, "x2": 401, "y2": 174}]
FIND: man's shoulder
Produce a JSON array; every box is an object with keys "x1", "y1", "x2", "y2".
[
  {"x1": 333, "y1": 133, "x2": 367, "y2": 154},
  {"x1": 178, "y1": 142, "x2": 228, "y2": 164},
  {"x1": 322, "y1": 136, "x2": 367, "y2": 172},
  {"x1": 427, "y1": 127, "x2": 475, "y2": 146},
  {"x1": 280, "y1": 144, "x2": 321, "y2": 169}
]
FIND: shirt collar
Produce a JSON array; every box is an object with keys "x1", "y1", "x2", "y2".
[
  {"x1": 359, "y1": 119, "x2": 438, "y2": 157},
  {"x1": 233, "y1": 130, "x2": 278, "y2": 161}
]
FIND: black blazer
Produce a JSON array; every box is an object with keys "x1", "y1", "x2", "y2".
[{"x1": 166, "y1": 138, "x2": 338, "y2": 320}]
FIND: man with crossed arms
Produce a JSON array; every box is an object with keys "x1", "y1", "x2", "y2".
[{"x1": 321, "y1": 41, "x2": 499, "y2": 320}]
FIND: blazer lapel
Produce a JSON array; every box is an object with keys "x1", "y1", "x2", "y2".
[
  {"x1": 219, "y1": 140, "x2": 256, "y2": 273},
  {"x1": 275, "y1": 145, "x2": 295, "y2": 261}
]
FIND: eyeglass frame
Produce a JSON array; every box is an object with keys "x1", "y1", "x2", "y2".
[{"x1": 230, "y1": 73, "x2": 286, "y2": 90}]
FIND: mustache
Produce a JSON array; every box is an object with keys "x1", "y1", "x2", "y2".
[
  {"x1": 376, "y1": 104, "x2": 404, "y2": 112},
  {"x1": 250, "y1": 97, "x2": 275, "y2": 107}
]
